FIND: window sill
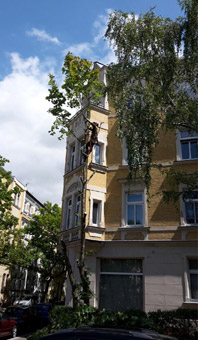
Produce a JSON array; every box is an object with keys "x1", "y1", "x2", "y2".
[
  {"x1": 178, "y1": 225, "x2": 198, "y2": 229},
  {"x1": 89, "y1": 162, "x2": 107, "y2": 173},
  {"x1": 87, "y1": 225, "x2": 105, "y2": 230},
  {"x1": 86, "y1": 225, "x2": 105, "y2": 238},
  {"x1": 119, "y1": 226, "x2": 149, "y2": 231},
  {"x1": 174, "y1": 159, "x2": 198, "y2": 165}
]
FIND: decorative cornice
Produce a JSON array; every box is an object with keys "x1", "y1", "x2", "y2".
[{"x1": 90, "y1": 104, "x2": 110, "y2": 115}]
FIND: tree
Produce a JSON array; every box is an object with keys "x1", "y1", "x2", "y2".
[
  {"x1": 21, "y1": 202, "x2": 64, "y2": 301},
  {"x1": 1, "y1": 199, "x2": 64, "y2": 301},
  {"x1": 0, "y1": 158, "x2": 65, "y2": 301},
  {"x1": 105, "y1": 0, "x2": 198, "y2": 199},
  {"x1": 47, "y1": 52, "x2": 103, "y2": 140},
  {"x1": 46, "y1": 53, "x2": 104, "y2": 307},
  {"x1": 0, "y1": 156, "x2": 20, "y2": 263}
]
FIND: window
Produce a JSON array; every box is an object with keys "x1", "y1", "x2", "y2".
[
  {"x1": 126, "y1": 193, "x2": 144, "y2": 226},
  {"x1": 30, "y1": 205, "x2": 35, "y2": 215},
  {"x1": 65, "y1": 198, "x2": 72, "y2": 229},
  {"x1": 79, "y1": 140, "x2": 85, "y2": 166},
  {"x1": 92, "y1": 143, "x2": 105, "y2": 165},
  {"x1": 188, "y1": 259, "x2": 198, "y2": 300},
  {"x1": 99, "y1": 259, "x2": 143, "y2": 311},
  {"x1": 92, "y1": 201, "x2": 100, "y2": 226},
  {"x1": 14, "y1": 193, "x2": 21, "y2": 207},
  {"x1": 180, "y1": 130, "x2": 198, "y2": 160},
  {"x1": 74, "y1": 195, "x2": 81, "y2": 227},
  {"x1": 24, "y1": 202, "x2": 30, "y2": 214},
  {"x1": 184, "y1": 191, "x2": 198, "y2": 224},
  {"x1": 69, "y1": 145, "x2": 75, "y2": 171},
  {"x1": 89, "y1": 190, "x2": 105, "y2": 228},
  {"x1": 92, "y1": 144, "x2": 101, "y2": 164}
]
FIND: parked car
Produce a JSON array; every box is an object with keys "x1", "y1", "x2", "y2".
[
  {"x1": 5, "y1": 305, "x2": 41, "y2": 333},
  {"x1": 0, "y1": 310, "x2": 17, "y2": 338},
  {"x1": 38, "y1": 326, "x2": 178, "y2": 340},
  {"x1": 35, "y1": 303, "x2": 53, "y2": 326}
]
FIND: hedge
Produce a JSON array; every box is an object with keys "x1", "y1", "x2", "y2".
[{"x1": 28, "y1": 305, "x2": 198, "y2": 340}]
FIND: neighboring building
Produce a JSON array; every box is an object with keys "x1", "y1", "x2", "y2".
[
  {"x1": 61, "y1": 63, "x2": 198, "y2": 312},
  {"x1": 0, "y1": 177, "x2": 43, "y2": 306}
]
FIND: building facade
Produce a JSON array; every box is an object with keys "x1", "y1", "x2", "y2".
[
  {"x1": 0, "y1": 177, "x2": 43, "y2": 306},
  {"x1": 61, "y1": 64, "x2": 198, "y2": 312}
]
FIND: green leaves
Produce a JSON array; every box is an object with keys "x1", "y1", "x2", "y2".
[
  {"x1": 46, "y1": 52, "x2": 104, "y2": 140},
  {"x1": 0, "y1": 155, "x2": 20, "y2": 264},
  {"x1": 24, "y1": 202, "x2": 62, "y2": 269},
  {"x1": 106, "y1": 1, "x2": 198, "y2": 192}
]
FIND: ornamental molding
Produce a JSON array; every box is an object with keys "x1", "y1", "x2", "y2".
[{"x1": 66, "y1": 181, "x2": 80, "y2": 194}]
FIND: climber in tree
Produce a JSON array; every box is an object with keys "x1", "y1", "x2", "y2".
[{"x1": 84, "y1": 121, "x2": 99, "y2": 159}]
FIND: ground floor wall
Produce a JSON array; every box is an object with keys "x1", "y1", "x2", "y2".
[{"x1": 65, "y1": 241, "x2": 197, "y2": 313}]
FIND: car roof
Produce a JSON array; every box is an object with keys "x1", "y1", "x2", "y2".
[{"x1": 39, "y1": 327, "x2": 177, "y2": 340}]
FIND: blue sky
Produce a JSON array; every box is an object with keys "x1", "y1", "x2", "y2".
[{"x1": 0, "y1": 0, "x2": 183, "y2": 205}]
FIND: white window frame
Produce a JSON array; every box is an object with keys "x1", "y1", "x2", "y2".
[
  {"x1": 93, "y1": 144, "x2": 101, "y2": 164},
  {"x1": 121, "y1": 182, "x2": 147, "y2": 228},
  {"x1": 24, "y1": 202, "x2": 30, "y2": 214},
  {"x1": 89, "y1": 190, "x2": 105, "y2": 228},
  {"x1": 184, "y1": 257, "x2": 198, "y2": 303},
  {"x1": 92, "y1": 143, "x2": 105, "y2": 165},
  {"x1": 179, "y1": 186, "x2": 198, "y2": 226},
  {"x1": 184, "y1": 191, "x2": 198, "y2": 225},
  {"x1": 14, "y1": 193, "x2": 21, "y2": 207},
  {"x1": 65, "y1": 198, "x2": 72, "y2": 230},
  {"x1": 78, "y1": 139, "x2": 85, "y2": 166},
  {"x1": 63, "y1": 176, "x2": 82, "y2": 231},
  {"x1": 30, "y1": 205, "x2": 35, "y2": 215},
  {"x1": 176, "y1": 130, "x2": 198, "y2": 161},
  {"x1": 188, "y1": 259, "x2": 198, "y2": 301},
  {"x1": 92, "y1": 200, "x2": 101, "y2": 227},
  {"x1": 74, "y1": 195, "x2": 81, "y2": 227},
  {"x1": 126, "y1": 192, "x2": 144, "y2": 227},
  {"x1": 69, "y1": 144, "x2": 76, "y2": 171}
]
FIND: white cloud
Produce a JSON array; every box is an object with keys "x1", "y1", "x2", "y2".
[
  {"x1": 26, "y1": 28, "x2": 61, "y2": 45},
  {"x1": 66, "y1": 42, "x2": 95, "y2": 59},
  {"x1": 0, "y1": 53, "x2": 65, "y2": 205},
  {"x1": 63, "y1": 9, "x2": 116, "y2": 65},
  {"x1": 93, "y1": 9, "x2": 113, "y2": 44},
  {"x1": 100, "y1": 48, "x2": 117, "y2": 65}
]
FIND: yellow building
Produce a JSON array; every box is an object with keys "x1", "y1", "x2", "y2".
[
  {"x1": 0, "y1": 177, "x2": 43, "y2": 306},
  {"x1": 61, "y1": 64, "x2": 198, "y2": 312}
]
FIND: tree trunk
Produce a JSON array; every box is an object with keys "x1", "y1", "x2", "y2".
[
  {"x1": 78, "y1": 109, "x2": 93, "y2": 306},
  {"x1": 61, "y1": 240, "x2": 79, "y2": 308}
]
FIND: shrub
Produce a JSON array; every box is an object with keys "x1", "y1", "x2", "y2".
[
  {"x1": 49, "y1": 304, "x2": 97, "y2": 330},
  {"x1": 27, "y1": 327, "x2": 50, "y2": 340},
  {"x1": 29, "y1": 306, "x2": 198, "y2": 340},
  {"x1": 93, "y1": 308, "x2": 150, "y2": 329},
  {"x1": 148, "y1": 309, "x2": 198, "y2": 340}
]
